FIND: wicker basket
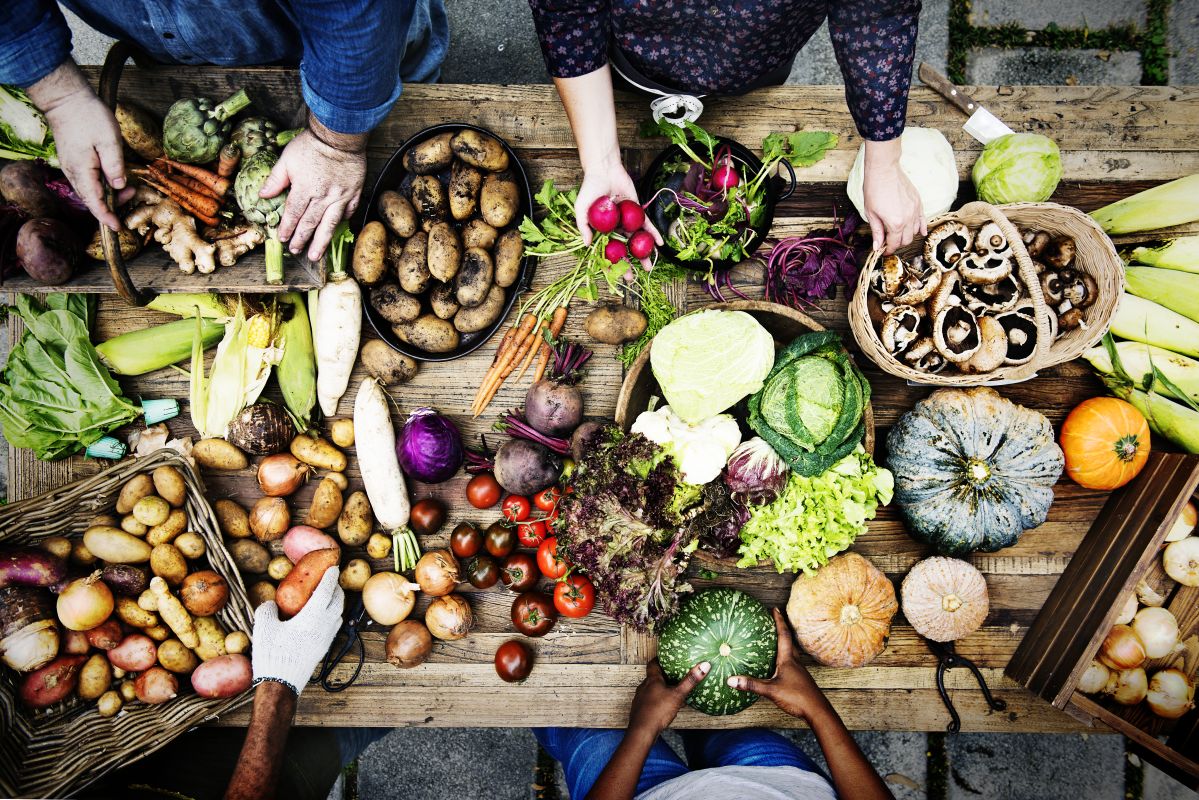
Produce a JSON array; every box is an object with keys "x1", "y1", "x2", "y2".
[
  {"x1": 0, "y1": 450, "x2": 254, "y2": 799},
  {"x1": 849, "y1": 201, "x2": 1124, "y2": 385}
]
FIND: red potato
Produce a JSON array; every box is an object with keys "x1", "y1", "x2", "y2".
[
  {"x1": 108, "y1": 633, "x2": 158, "y2": 672},
  {"x1": 0, "y1": 547, "x2": 66, "y2": 588},
  {"x1": 20, "y1": 654, "x2": 86, "y2": 708},
  {"x1": 134, "y1": 666, "x2": 178, "y2": 704},
  {"x1": 84, "y1": 619, "x2": 123, "y2": 650},
  {"x1": 276, "y1": 548, "x2": 339, "y2": 618},
  {"x1": 190, "y1": 654, "x2": 252, "y2": 699},
  {"x1": 282, "y1": 526, "x2": 340, "y2": 565},
  {"x1": 62, "y1": 629, "x2": 91, "y2": 655}
]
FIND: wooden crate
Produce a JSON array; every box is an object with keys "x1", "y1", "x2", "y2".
[{"x1": 1006, "y1": 451, "x2": 1199, "y2": 785}]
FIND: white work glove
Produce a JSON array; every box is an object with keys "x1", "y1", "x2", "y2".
[{"x1": 251, "y1": 567, "x2": 344, "y2": 696}]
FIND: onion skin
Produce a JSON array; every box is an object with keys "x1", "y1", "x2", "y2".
[
  {"x1": 414, "y1": 549, "x2": 460, "y2": 597},
  {"x1": 362, "y1": 572, "x2": 421, "y2": 626},
  {"x1": 1132, "y1": 606, "x2": 1179, "y2": 659},
  {"x1": 1078, "y1": 660, "x2": 1111, "y2": 695},
  {"x1": 425, "y1": 594, "x2": 473, "y2": 641},
  {"x1": 1147, "y1": 668, "x2": 1196, "y2": 719},
  {"x1": 1163, "y1": 536, "x2": 1199, "y2": 587},
  {"x1": 386, "y1": 620, "x2": 433, "y2": 668},
  {"x1": 56, "y1": 572, "x2": 115, "y2": 632},
  {"x1": 257, "y1": 454, "x2": 309, "y2": 497},
  {"x1": 1108, "y1": 667, "x2": 1148, "y2": 706},
  {"x1": 250, "y1": 497, "x2": 291, "y2": 543},
  {"x1": 1099, "y1": 624, "x2": 1146, "y2": 670}
]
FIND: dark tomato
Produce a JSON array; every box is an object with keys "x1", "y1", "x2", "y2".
[
  {"x1": 467, "y1": 474, "x2": 502, "y2": 509},
  {"x1": 494, "y1": 639, "x2": 533, "y2": 683},
  {"x1": 516, "y1": 520, "x2": 547, "y2": 548},
  {"x1": 501, "y1": 552, "x2": 539, "y2": 593},
  {"x1": 450, "y1": 523, "x2": 482, "y2": 559},
  {"x1": 501, "y1": 495, "x2": 531, "y2": 522},
  {"x1": 511, "y1": 591, "x2": 557, "y2": 637},
  {"x1": 485, "y1": 521, "x2": 516, "y2": 558},
  {"x1": 553, "y1": 574, "x2": 596, "y2": 618},
  {"x1": 466, "y1": 554, "x2": 500, "y2": 589},
  {"x1": 533, "y1": 487, "x2": 562, "y2": 512},
  {"x1": 409, "y1": 497, "x2": 447, "y2": 536},
  {"x1": 537, "y1": 537, "x2": 569, "y2": 580}
]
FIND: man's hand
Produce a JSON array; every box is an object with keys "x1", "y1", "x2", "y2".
[
  {"x1": 728, "y1": 608, "x2": 832, "y2": 722},
  {"x1": 27, "y1": 61, "x2": 132, "y2": 231},
  {"x1": 627, "y1": 658, "x2": 709, "y2": 736},
  {"x1": 260, "y1": 118, "x2": 366, "y2": 262},
  {"x1": 862, "y1": 137, "x2": 925, "y2": 255},
  {"x1": 251, "y1": 566, "x2": 344, "y2": 696}
]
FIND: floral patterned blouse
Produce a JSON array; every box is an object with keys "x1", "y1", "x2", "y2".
[{"x1": 527, "y1": 0, "x2": 921, "y2": 141}]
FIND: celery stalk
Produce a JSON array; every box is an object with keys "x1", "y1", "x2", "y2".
[
  {"x1": 1129, "y1": 236, "x2": 1199, "y2": 274},
  {"x1": 1125, "y1": 266, "x2": 1199, "y2": 324},
  {"x1": 1091, "y1": 174, "x2": 1199, "y2": 234},
  {"x1": 97, "y1": 318, "x2": 223, "y2": 375},
  {"x1": 1109, "y1": 293, "x2": 1199, "y2": 357},
  {"x1": 1085, "y1": 341, "x2": 1199, "y2": 406}
]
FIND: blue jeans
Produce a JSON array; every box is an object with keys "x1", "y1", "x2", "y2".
[{"x1": 534, "y1": 727, "x2": 826, "y2": 799}]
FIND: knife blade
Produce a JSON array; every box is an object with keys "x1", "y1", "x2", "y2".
[{"x1": 917, "y1": 63, "x2": 1015, "y2": 144}]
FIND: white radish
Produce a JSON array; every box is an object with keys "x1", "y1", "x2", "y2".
[
  {"x1": 353, "y1": 378, "x2": 419, "y2": 570},
  {"x1": 314, "y1": 226, "x2": 361, "y2": 416}
]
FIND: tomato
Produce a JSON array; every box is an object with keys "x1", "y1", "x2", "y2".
[
  {"x1": 553, "y1": 574, "x2": 596, "y2": 618},
  {"x1": 541, "y1": 505, "x2": 560, "y2": 526},
  {"x1": 467, "y1": 474, "x2": 502, "y2": 509},
  {"x1": 409, "y1": 498, "x2": 447, "y2": 536},
  {"x1": 516, "y1": 520, "x2": 547, "y2": 548},
  {"x1": 494, "y1": 639, "x2": 533, "y2": 683},
  {"x1": 450, "y1": 523, "x2": 482, "y2": 559},
  {"x1": 501, "y1": 552, "x2": 539, "y2": 593},
  {"x1": 466, "y1": 554, "x2": 500, "y2": 589},
  {"x1": 537, "y1": 537, "x2": 569, "y2": 580},
  {"x1": 533, "y1": 487, "x2": 562, "y2": 512},
  {"x1": 485, "y1": 521, "x2": 516, "y2": 558},
  {"x1": 501, "y1": 495, "x2": 531, "y2": 522},
  {"x1": 511, "y1": 591, "x2": 557, "y2": 637}
]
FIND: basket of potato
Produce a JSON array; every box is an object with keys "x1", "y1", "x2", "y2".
[{"x1": 0, "y1": 449, "x2": 254, "y2": 799}]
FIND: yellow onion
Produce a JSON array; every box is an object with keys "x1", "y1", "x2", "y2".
[
  {"x1": 56, "y1": 572, "x2": 114, "y2": 631},
  {"x1": 362, "y1": 572, "x2": 421, "y2": 626},
  {"x1": 425, "y1": 594, "x2": 472, "y2": 641},
  {"x1": 1107, "y1": 667, "x2": 1148, "y2": 706},
  {"x1": 1132, "y1": 606, "x2": 1179, "y2": 659},
  {"x1": 1077, "y1": 660, "x2": 1111, "y2": 695},
  {"x1": 257, "y1": 453, "x2": 309, "y2": 497},
  {"x1": 249, "y1": 496, "x2": 290, "y2": 542},
  {"x1": 414, "y1": 549, "x2": 460, "y2": 597},
  {"x1": 386, "y1": 620, "x2": 433, "y2": 668},
  {"x1": 1099, "y1": 624, "x2": 1146, "y2": 670},
  {"x1": 1113, "y1": 594, "x2": 1138, "y2": 625},
  {"x1": 1163, "y1": 537, "x2": 1199, "y2": 587},
  {"x1": 1147, "y1": 668, "x2": 1196, "y2": 719}
]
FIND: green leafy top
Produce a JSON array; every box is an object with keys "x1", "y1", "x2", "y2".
[
  {"x1": 327, "y1": 221, "x2": 355, "y2": 277},
  {"x1": 760, "y1": 131, "x2": 840, "y2": 169},
  {"x1": 0, "y1": 84, "x2": 57, "y2": 166}
]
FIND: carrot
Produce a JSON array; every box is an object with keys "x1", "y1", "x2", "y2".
[
  {"x1": 530, "y1": 306, "x2": 568, "y2": 383},
  {"x1": 155, "y1": 158, "x2": 231, "y2": 196},
  {"x1": 472, "y1": 314, "x2": 536, "y2": 416},
  {"x1": 145, "y1": 165, "x2": 221, "y2": 201},
  {"x1": 515, "y1": 321, "x2": 548, "y2": 380},
  {"x1": 217, "y1": 144, "x2": 241, "y2": 179},
  {"x1": 476, "y1": 320, "x2": 544, "y2": 415},
  {"x1": 135, "y1": 177, "x2": 221, "y2": 227}
]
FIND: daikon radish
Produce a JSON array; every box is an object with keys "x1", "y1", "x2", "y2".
[
  {"x1": 314, "y1": 223, "x2": 362, "y2": 416},
  {"x1": 353, "y1": 378, "x2": 418, "y2": 568}
]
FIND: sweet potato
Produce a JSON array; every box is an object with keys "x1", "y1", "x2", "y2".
[
  {"x1": 283, "y1": 525, "x2": 341, "y2": 564},
  {"x1": 100, "y1": 563, "x2": 148, "y2": 597},
  {"x1": 0, "y1": 547, "x2": 66, "y2": 588},
  {"x1": 134, "y1": 666, "x2": 178, "y2": 704},
  {"x1": 352, "y1": 221, "x2": 389, "y2": 286},
  {"x1": 84, "y1": 619, "x2": 123, "y2": 651},
  {"x1": 20, "y1": 654, "x2": 86, "y2": 708},
  {"x1": 191, "y1": 654, "x2": 253, "y2": 699},
  {"x1": 108, "y1": 634, "x2": 158, "y2": 672},
  {"x1": 276, "y1": 548, "x2": 340, "y2": 617}
]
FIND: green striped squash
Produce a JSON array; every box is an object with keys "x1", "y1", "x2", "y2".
[{"x1": 658, "y1": 588, "x2": 777, "y2": 715}]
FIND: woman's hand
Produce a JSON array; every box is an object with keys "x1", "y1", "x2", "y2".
[
  {"x1": 862, "y1": 138, "x2": 925, "y2": 255},
  {"x1": 627, "y1": 658, "x2": 709, "y2": 737},
  {"x1": 728, "y1": 608, "x2": 832, "y2": 723}
]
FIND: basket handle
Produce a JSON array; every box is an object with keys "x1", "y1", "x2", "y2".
[{"x1": 98, "y1": 41, "x2": 158, "y2": 307}]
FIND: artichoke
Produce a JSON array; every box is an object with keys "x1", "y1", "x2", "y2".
[
  {"x1": 235, "y1": 149, "x2": 288, "y2": 283},
  {"x1": 231, "y1": 116, "x2": 278, "y2": 160},
  {"x1": 163, "y1": 88, "x2": 251, "y2": 164}
]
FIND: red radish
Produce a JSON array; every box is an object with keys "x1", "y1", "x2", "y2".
[
  {"x1": 588, "y1": 197, "x2": 620, "y2": 233},
  {"x1": 618, "y1": 199, "x2": 645, "y2": 232},
  {"x1": 628, "y1": 230, "x2": 655, "y2": 259},
  {"x1": 604, "y1": 240, "x2": 628, "y2": 263},
  {"x1": 712, "y1": 160, "x2": 740, "y2": 190}
]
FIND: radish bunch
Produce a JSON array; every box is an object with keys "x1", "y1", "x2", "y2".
[{"x1": 588, "y1": 197, "x2": 656, "y2": 263}]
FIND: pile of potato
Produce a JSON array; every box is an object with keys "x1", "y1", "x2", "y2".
[{"x1": 354, "y1": 128, "x2": 525, "y2": 354}]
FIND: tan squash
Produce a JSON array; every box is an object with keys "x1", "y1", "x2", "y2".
[
  {"x1": 901, "y1": 557, "x2": 990, "y2": 642},
  {"x1": 786, "y1": 552, "x2": 897, "y2": 668}
]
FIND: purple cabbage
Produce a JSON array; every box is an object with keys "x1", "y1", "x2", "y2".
[
  {"x1": 396, "y1": 407, "x2": 464, "y2": 484},
  {"x1": 723, "y1": 437, "x2": 789, "y2": 505}
]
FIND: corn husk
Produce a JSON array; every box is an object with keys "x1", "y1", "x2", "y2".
[
  {"x1": 1110, "y1": 294, "x2": 1199, "y2": 358},
  {"x1": 190, "y1": 301, "x2": 283, "y2": 438},
  {"x1": 1085, "y1": 341, "x2": 1199, "y2": 406},
  {"x1": 1125, "y1": 266, "x2": 1199, "y2": 324},
  {"x1": 1129, "y1": 236, "x2": 1199, "y2": 274},
  {"x1": 1092, "y1": 174, "x2": 1199, "y2": 234}
]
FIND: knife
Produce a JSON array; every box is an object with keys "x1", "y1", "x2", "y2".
[{"x1": 917, "y1": 63, "x2": 1015, "y2": 144}]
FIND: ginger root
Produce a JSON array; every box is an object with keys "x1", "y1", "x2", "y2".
[
  {"x1": 205, "y1": 224, "x2": 266, "y2": 267},
  {"x1": 124, "y1": 186, "x2": 216, "y2": 274}
]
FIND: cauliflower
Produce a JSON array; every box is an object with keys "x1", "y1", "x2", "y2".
[{"x1": 631, "y1": 405, "x2": 741, "y2": 485}]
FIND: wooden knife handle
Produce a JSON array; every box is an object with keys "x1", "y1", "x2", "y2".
[{"x1": 918, "y1": 62, "x2": 981, "y2": 117}]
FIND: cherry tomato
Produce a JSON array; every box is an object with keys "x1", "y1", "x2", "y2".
[
  {"x1": 483, "y1": 521, "x2": 516, "y2": 558},
  {"x1": 501, "y1": 495, "x2": 531, "y2": 522},
  {"x1": 501, "y1": 552, "x2": 539, "y2": 593},
  {"x1": 409, "y1": 498, "x2": 447, "y2": 536},
  {"x1": 467, "y1": 474, "x2": 502, "y2": 509},
  {"x1": 494, "y1": 639, "x2": 533, "y2": 683},
  {"x1": 512, "y1": 591, "x2": 557, "y2": 637},
  {"x1": 466, "y1": 554, "x2": 500, "y2": 589},
  {"x1": 516, "y1": 520, "x2": 547, "y2": 548},
  {"x1": 450, "y1": 523, "x2": 482, "y2": 559},
  {"x1": 533, "y1": 487, "x2": 562, "y2": 512},
  {"x1": 553, "y1": 574, "x2": 596, "y2": 618},
  {"x1": 537, "y1": 537, "x2": 569, "y2": 580}
]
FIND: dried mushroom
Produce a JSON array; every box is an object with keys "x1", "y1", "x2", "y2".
[
  {"x1": 959, "y1": 249, "x2": 1013, "y2": 285},
  {"x1": 962, "y1": 316, "x2": 1008, "y2": 374},
  {"x1": 933, "y1": 305, "x2": 981, "y2": 363},
  {"x1": 881, "y1": 306, "x2": 924, "y2": 353},
  {"x1": 963, "y1": 274, "x2": 1021, "y2": 315},
  {"x1": 996, "y1": 310, "x2": 1039, "y2": 365},
  {"x1": 924, "y1": 222, "x2": 972, "y2": 271}
]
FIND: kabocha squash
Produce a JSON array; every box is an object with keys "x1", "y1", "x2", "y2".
[
  {"x1": 887, "y1": 387, "x2": 1063, "y2": 556},
  {"x1": 1059, "y1": 397, "x2": 1149, "y2": 490},
  {"x1": 786, "y1": 552, "x2": 897, "y2": 668},
  {"x1": 901, "y1": 557, "x2": 989, "y2": 642}
]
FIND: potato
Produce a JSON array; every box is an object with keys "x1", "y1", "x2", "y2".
[
  {"x1": 448, "y1": 161, "x2": 483, "y2": 221},
  {"x1": 137, "y1": 589, "x2": 158, "y2": 612},
  {"x1": 493, "y1": 228, "x2": 524, "y2": 288},
  {"x1": 268, "y1": 555, "x2": 294, "y2": 581},
  {"x1": 97, "y1": 689, "x2": 123, "y2": 717},
  {"x1": 193, "y1": 439, "x2": 249, "y2": 471},
  {"x1": 305, "y1": 477, "x2": 345, "y2": 529},
  {"x1": 133, "y1": 495, "x2": 170, "y2": 527},
  {"x1": 426, "y1": 221, "x2": 462, "y2": 283},
  {"x1": 109, "y1": 634, "x2": 158, "y2": 672},
  {"x1": 101, "y1": 564, "x2": 149, "y2": 597},
  {"x1": 291, "y1": 435, "x2": 347, "y2": 472},
  {"x1": 229, "y1": 539, "x2": 271, "y2": 574},
  {"x1": 462, "y1": 218, "x2": 498, "y2": 250},
  {"x1": 367, "y1": 533, "x2": 392, "y2": 560},
  {"x1": 585, "y1": 304, "x2": 649, "y2": 345},
  {"x1": 191, "y1": 654, "x2": 253, "y2": 699},
  {"x1": 40, "y1": 536, "x2": 71, "y2": 560},
  {"x1": 20, "y1": 655, "x2": 86, "y2": 708},
  {"x1": 453, "y1": 284, "x2": 506, "y2": 334},
  {"x1": 118, "y1": 680, "x2": 137, "y2": 703},
  {"x1": 134, "y1": 666, "x2": 178, "y2": 704},
  {"x1": 396, "y1": 231, "x2": 431, "y2": 293},
  {"x1": 330, "y1": 418, "x2": 354, "y2": 448},
  {"x1": 117, "y1": 474, "x2": 154, "y2": 514},
  {"x1": 111, "y1": 665, "x2": 126, "y2": 680},
  {"x1": 339, "y1": 558, "x2": 372, "y2": 591},
  {"x1": 174, "y1": 531, "x2": 206, "y2": 559},
  {"x1": 17, "y1": 218, "x2": 77, "y2": 285},
  {"x1": 78, "y1": 653, "x2": 112, "y2": 701},
  {"x1": 152, "y1": 465, "x2": 187, "y2": 508},
  {"x1": 121, "y1": 515, "x2": 148, "y2": 536},
  {"x1": 85, "y1": 225, "x2": 142, "y2": 262},
  {"x1": 378, "y1": 189, "x2": 418, "y2": 238},
  {"x1": 360, "y1": 339, "x2": 419, "y2": 385},
  {"x1": 143, "y1": 624, "x2": 171, "y2": 642},
  {"x1": 411, "y1": 175, "x2": 448, "y2": 224},
  {"x1": 352, "y1": 220, "x2": 389, "y2": 286},
  {"x1": 117, "y1": 596, "x2": 158, "y2": 629},
  {"x1": 403, "y1": 132, "x2": 454, "y2": 175},
  {"x1": 277, "y1": 548, "x2": 340, "y2": 617},
  {"x1": 248, "y1": 581, "x2": 276, "y2": 608},
  {"x1": 181, "y1": 570, "x2": 230, "y2": 616},
  {"x1": 115, "y1": 102, "x2": 163, "y2": 161},
  {"x1": 194, "y1": 616, "x2": 228, "y2": 661},
  {"x1": 150, "y1": 544, "x2": 188, "y2": 586},
  {"x1": 91, "y1": 513, "x2": 119, "y2": 528},
  {"x1": 283, "y1": 526, "x2": 340, "y2": 563},
  {"x1": 85, "y1": 619, "x2": 123, "y2": 650},
  {"x1": 338, "y1": 491, "x2": 374, "y2": 546},
  {"x1": 225, "y1": 631, "x2": 251, "y2": 655},
  {"x1": 429, "y1": 281, "x2": 461, "y2": 320},
  {"x1": 480, "y1": 172, "x2": 519, "y2": 228},
  {"x1": 392, "y1": 314, "x2": 460, "y2": 354},
  {"x1": 157, "y1": 639, "x2": 199, "y2": 674},
  {"x1": 324, "y1": 470, "x2": 350, "y2": 491},
  {"x1": 456, "y1": 247, "x2": 494, "y2": 308},
  {"x1": 71, "y1": 539, "x2": 96, "y2": 566},
  {"x1": 147, "y1": 508, "x2": 188, "y2": 546},
  {"x1": 370, "y1": 282, "x2": 421, "y2": 324},
  {"x1": 215, "y1": 499, "x2": 251, "y2": 539},
  {"x1": 84, "y1": 526, "x2": 152, "y2": 564},
  {"x1": 451, "y1": 129, "x2": 510, "y2": 172}
]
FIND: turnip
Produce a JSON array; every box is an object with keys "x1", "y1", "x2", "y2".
[
  {"x1": 711, "y1": 158, "x2": 740, "y2": 190},
  {"x1": 628, "y1": 230, "x2": 655, "y2": 260},
  {"x1": 494, "y1": 439, "x2": 563, "y2": 497},
  {"x1": 588, "y1": 196, "x2": 620, "y2": 233},
  {"x1": 619, "y1": 199, "x2": 645, "y2": 232},
  {"x1": 525, "y1": 341, "x2": 592, "y2": 437},
  {"x1": 604, "y1": 239, "x2": 628, "y2": 264}
]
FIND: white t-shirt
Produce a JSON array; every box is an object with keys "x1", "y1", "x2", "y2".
[{"x1": 634, "y1": 766, "x2": 838, "y2": 800}]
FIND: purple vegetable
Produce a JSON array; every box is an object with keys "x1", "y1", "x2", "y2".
[
  {"x1": 0, "y1": 548, "x2": 67, "y2": 589},
  {"x1": 0, "y1": 204, "x2": 28, "y2": 278},
  {"x1": 396, "y1": 407, "x2": 464, "y2": 484},
  {"x1": 763, "y1": 211, "x2": 861, "y2": 308},
  {"x1": 723, "y1": 438, "x2": 789, "y2": 505},
  {"x1": 495, "y1": 410, "x2": 571, "y2": 456}
]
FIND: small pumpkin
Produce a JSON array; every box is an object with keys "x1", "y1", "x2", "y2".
[
  {"x1": 901, "y1": 557, "x2": 989, "y2": 642},
  {"x1": 786, "y1": 552, "x2": 897, "y2": 668},
  {"x1": 887, "y1": 387, "x2": 1064, "y2": 556},
  {"x1": 1059, "y1": 397, "x2": 1149, "y2": 490}
]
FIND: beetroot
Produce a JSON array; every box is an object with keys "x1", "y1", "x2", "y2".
[
  {"x1": 618, "y1": 199, "x2": 645, "y2": 232},
  {"x1": 588, "y1": 196, "x2": 619, "y2": 233},
  {"x1": 524, "y1": 341, "x2": 592, "y2": 438}
]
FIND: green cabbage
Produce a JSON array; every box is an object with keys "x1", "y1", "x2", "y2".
[{"x1": 972, "y1": 133, "x2": 1061, "y2": 204}]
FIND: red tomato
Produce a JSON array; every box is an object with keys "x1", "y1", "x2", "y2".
[
  {"x1": 541, "y1": 505, "x2": 560, "y2": 526},
  {"x1": 511, "y1": 591, "x2": 557, "y2": 637},
  {"x1": 494, "y1": 639, "x2": 533, "y2": 682},
  {"x1": 467, "y1": 474, "x2": 502, "y2": 509},
  {"x1": 554, "y1": 574, "x2": 596, "y2": 618},
  {"x1": 533, "y1": 487, "x2": 562, "y2": 512},
  {"x1": 537, "y1": 537, "x2": 569, "y2": 580},
  {"x1": 500, "y1": 552, "x2": 539, "y2": 593},
  {"x1": 501, "y1": 495, "x2": 531, "y2": 522},
  {"x1": 517, "y1": 520, "x2": 547, "y2": 548}
]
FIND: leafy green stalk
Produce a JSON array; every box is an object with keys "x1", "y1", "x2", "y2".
[
  {"x1": 0, "y1": 84, "x2": 58, "y2": 166},
  {"x1": 620, "y1": 261, "x2": 687, "y2": 367},
  {"x1": 327, "y1": 221, "x2": 354, "y2": 278}
]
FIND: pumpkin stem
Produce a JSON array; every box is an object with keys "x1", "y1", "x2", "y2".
[
  {"x1": 965, "y1": 459, "x2": 991, "y2": 484},
  {"x1": 1113, "y1": 434, "x2": 1142, "y2": 463},
  {"x1": 718, "y1": 642, "x2": 732, "y2": 657},
  {"x1": 839, "y1": 604, "x2": 863, "y2": 626},
  {"x1": 942, "y1": 593, "x2": 963, "y2": 613}
]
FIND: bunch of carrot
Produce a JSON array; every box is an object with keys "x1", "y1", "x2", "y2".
[
  {"x1": 131, "y1": 148, "x2": 240, "y2": 228},
  {"x1": 472, "y1": 305, "x2": 568, "y2": 417}
]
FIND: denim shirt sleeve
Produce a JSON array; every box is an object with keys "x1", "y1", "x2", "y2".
[
  {"x1": 527, "y1": 0, "x2": 610, "y2": 79},
  {"x1": 828, "y1": 0, "x2": 921, "y2": 141},
  {"x1": 0, "y1": 0, "x2": 72, "y2": 87}
]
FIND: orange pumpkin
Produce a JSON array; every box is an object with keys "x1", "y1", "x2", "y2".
[{"x1": 1060, "y1": 397, "x2": 1150, "y2": 490}]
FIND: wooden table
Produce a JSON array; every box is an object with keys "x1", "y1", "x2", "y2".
[{"x1": 9, "y1": 71, "x2": 1199, "y2": 733}]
